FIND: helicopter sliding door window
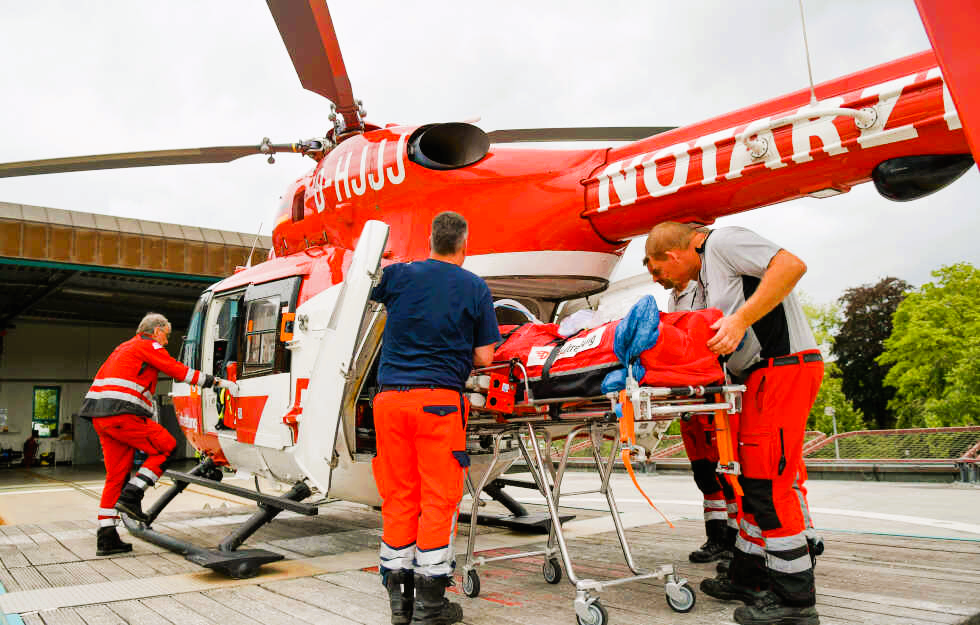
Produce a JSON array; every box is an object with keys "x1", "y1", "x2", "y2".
[
  {"x1": 240, "y1": 277, "x2": 302, "y2": 378},
  {"x1": 179, "y1": 291, "x2": 212, "y2": 370},
  {"x1": 244, "y1": 298, "x2": 279, "y2": 373}
]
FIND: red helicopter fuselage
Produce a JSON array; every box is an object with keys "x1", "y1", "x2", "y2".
[{"x1": 269, "y1": 50, "x2": 966, "y2": 267}]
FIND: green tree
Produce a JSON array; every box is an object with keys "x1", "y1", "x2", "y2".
[
  {"x1": 879, "y1": 263, "x2": 980, "y2": 428},
  {"x1": 832, "y1": 277, "x2": 910, "y2": 429}
]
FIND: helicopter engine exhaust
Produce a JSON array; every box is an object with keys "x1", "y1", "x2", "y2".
[
  {"x1": 408, "y1": 122, "x2": 490, "y2": 170},
  {"x1": 872, "y1": 153, "x2": 974, "y2": 202}
]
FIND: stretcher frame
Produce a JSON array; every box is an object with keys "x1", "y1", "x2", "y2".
[{"x1": 460, "y1": 371, "x2": 745, "y2": 625}]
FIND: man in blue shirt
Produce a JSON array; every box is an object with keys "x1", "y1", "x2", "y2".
[{"x1": 370, "y1": 211, "x2": 499, "y2": 625}]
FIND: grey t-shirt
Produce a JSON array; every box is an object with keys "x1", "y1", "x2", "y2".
[
  {"x1": 667, "y1": 280, "x2": 706, "y2": 313},
  {"x1": 697, "y1": 227, "x2": 817, "y2": 376}
]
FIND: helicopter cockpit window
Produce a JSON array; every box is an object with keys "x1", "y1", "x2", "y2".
[
  {"x1": 180, "y1": 291, "x2": 211, "y2": 370},
  {"x1": 244, "y1": 296, "x2": 280, "y2": 374}
]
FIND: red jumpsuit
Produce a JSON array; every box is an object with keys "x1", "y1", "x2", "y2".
[
  {"x1": 78, "y1": 334, "x2": 212, "y2": 528},
  {"x1": 671, "y1": 284, "x2": 739, "y2": 542}
]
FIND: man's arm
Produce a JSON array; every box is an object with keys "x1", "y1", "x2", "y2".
[
  {"x1": 140, "y1": 340, "x2": 215, "y2": 387},
  {"x1": 472, "y1": 283, "x2": 501, "y2": 368},
  {"x1": 707, "y1": 249, "x2": 806, "y2": 355},
  {"x1": 473, "y1": 343, "x2": 495, "y2": 368}
]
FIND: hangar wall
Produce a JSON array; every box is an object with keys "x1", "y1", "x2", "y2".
[{"x1": 0, "y1": 321, "x2": 191, "y2": 465}]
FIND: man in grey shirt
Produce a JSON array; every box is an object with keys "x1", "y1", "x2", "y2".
[{"x1": 645, "y1": 222, "x2": 824, "y2": 625}]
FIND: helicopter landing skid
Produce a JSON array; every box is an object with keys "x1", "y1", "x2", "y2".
[{"x1": 121, "y1": 458, "x2": 314, "y2": 579}]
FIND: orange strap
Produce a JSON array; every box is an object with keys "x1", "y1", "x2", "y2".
[
  {"x1": 712, "y1": 405, "x2": 743, "y2": 497},
  {"x1": 618, "y1": 390, "x2": 674, "y2": 528}
]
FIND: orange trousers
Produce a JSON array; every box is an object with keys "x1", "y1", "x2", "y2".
[{"x1": 373, "y1": 388, "x2": 468, "y2": 577}]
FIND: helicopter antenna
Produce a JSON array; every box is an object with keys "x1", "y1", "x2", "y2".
[
  {"x1": 246, "y1": 223, "x2": 263, "y2": 268},
  {"x1": 798, "y1": 0, "x2": 818, "y2": 106}
]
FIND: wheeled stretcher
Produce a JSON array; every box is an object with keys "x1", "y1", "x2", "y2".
[{"x1": 459, "y1": 360, "x2": 744, "y2": 625}]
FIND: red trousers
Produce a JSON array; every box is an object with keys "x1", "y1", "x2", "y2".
[
  {"x1": 734, "y1": 353, "x2": 823, "y2": 606},
  {"x1": 373, "y1": 389, "x2": 468, "y2": 577},
  {"x1": 93, "y1": 414, "x2": 175, "y2": 512}
]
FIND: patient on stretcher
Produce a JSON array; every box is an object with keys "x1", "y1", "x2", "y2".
[{"x1": 486, "y1": 295, "x2": 725, "y2": 402}]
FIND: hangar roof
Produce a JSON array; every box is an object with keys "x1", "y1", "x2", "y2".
[{"x1": 0, "y1": 202, "x2": 273, "y2": 330}]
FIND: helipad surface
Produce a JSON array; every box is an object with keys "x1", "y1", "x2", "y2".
[{"x1": 0, "y1": 466, "x2": 978, "y2": 625}]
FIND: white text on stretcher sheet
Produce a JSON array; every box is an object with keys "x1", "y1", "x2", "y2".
[{"x1": 526, "y1": 326, "x2": 606, "y2": 367}]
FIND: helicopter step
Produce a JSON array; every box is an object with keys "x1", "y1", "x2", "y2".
[
  {"x1": 458, "y1": 478, "x2": 575, "y2": 534},
  {"x1": 121, "y1": 457, "x2": 316, "y2": 579}
]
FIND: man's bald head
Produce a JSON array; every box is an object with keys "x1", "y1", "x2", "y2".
[{"x1": 644, "y1": 221, "x2": 697, "y2": 262}]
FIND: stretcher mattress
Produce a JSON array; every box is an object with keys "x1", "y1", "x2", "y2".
[{"x1": 493, "y1": 304, "x2": 725, "y2": 399}]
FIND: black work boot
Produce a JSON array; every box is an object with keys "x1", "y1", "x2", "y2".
[
  {"x1": 702, "y1": 550, "x2": 768, "y2": 604},
  {"x1": 96, "y1": 526, "x2": 133, "y2": 556},
  {"x1": 715, "y1": 524, "x2": 737, "y2": 574},
  {"x1": 114, "y1": 484, "x2": 150, "y2": 524},
  {"x1": 733, "y1": 590, "x2": 820, "y2": 624},
  {"x1": 717, "y1": 557, "x2": 731, "y2": 575},
  {"x1": 701, "y1": 573, "x2": 766, "y2": 605},
  {"x1": 726, "y1": 524, "x2": 738, "y2": 550},
  {"x1": 689, "y1": 519, "x2": 732, "y2": 563},
  {"x1": 384, "y1": 569, "x2": 414, "y2": 625},
  {"x1": 411, "y1": 574, "x2": 462, "y2": 625}
]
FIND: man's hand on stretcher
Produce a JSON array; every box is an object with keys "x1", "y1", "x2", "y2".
[
  {"x1": 707, "y1": 314, "x2": 748, "y2": 355},
  {"x1": 473, "y1": 343, "x2": 496, "y2": 368}
]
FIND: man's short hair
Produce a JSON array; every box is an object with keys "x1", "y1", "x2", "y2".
[
  {"x1": 137, "y1": 313, "x2": 170, "y2": 335},
  {"x1": 430, "y1": 211, "x2": 468, "y2": 256},
  {"x1": 645, "y1": 221, "x2": 698, "y2": 262}
]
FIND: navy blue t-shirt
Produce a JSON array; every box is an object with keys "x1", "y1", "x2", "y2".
[{"x1": 370, "y1": 259, "x2": 500, "y2": 389}]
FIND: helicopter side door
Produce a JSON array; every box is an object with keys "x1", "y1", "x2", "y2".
[{"x1": 291, "y1": 220, "x2": 389, "y2": 495}]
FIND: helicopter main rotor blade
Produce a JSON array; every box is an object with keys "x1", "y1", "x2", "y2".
[
  {"x1": 266, "y1": 0, "x2": 359, "y2": 125},
  {"x1": 0, "y1": 143, "x2": 302, "y2": 178},
  {"x1": 487, "y1": 127, "x2": 676, "y2": 143}
]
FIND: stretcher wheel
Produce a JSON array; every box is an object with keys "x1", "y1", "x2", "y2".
[
  {"x1": 462, "y1": 569, "x2": 480, "y2": 598},
  {"x1": 665, "y1": 581, "x2": 696, "y2": 613},
  {"x1": 576, "y1": 600, "x2": 608, "y2": 625},
  {"x1": 542, "y1": 558, "x2": 562, "y2": 584}
]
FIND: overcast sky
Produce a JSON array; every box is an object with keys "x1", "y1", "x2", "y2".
[{"x1": 1, "y1": 1, "x2": 977, "y2": 306}]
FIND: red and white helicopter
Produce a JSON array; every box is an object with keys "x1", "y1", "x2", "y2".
[{"x1": 0, "y1": 0, "x2": 976, "y2": 590}]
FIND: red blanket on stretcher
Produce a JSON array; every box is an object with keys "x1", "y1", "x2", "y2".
[{"x1": 493, "y1": 309, "x2": 724, "y2": 398}]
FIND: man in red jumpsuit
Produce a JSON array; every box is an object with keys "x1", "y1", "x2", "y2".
[
  {"x1": 78, "y1": 313, "x2": 235, "y2": 556},
  {"x1": 370, "y1": 212, "x2": 499, "y2": 625},
  {"x1": 645, "y1": 222, "x2": 823, "y2": 625},
  {"x1": 664, "y1": 279, "x2": 739, "y2": 564}
]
